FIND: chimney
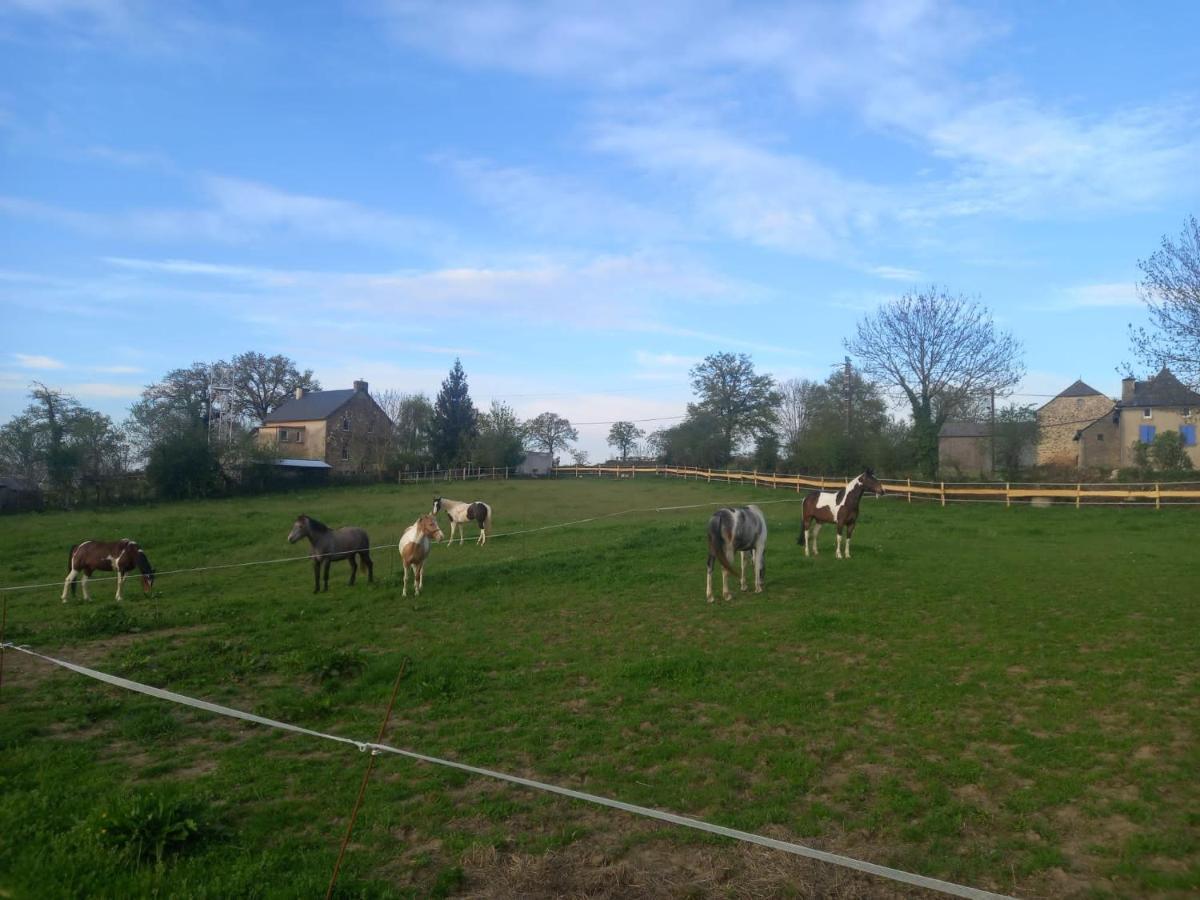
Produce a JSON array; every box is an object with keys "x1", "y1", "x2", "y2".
[
  {"x1": 353, "y1": 379, "x2": 368, "y2": 394},
  {"x1": 1121, "y1": 377, "x2": 1135, "y2": 403},
  {"x1": 294, "y1": 386, "x2": 307, "y2": 400}
]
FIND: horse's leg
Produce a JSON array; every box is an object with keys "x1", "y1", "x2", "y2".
[
  {"x1": 754, "y1": 545, "x2": 765, "y2": 593},
  {"x1": 845, "y1": 522, "x2": 855, "y2": 559},
  {"x1": 801, "y1": 518, "x2": 810, "y2": 557},
  {"x1": 81, "y1": 572, "x2": 92, "y2": 602},
  {"x1": 348, "y1": 555, "x2": 357, "y2": 586},
  {"x1": 739, "y1": 550, "x2": 748, "y2": 592},
  {"x1": 811, "y1": 523, "x2": 821, "y2": 556},
  {"x1": 402, "y1": 563, "x2": 409, "y2": 597},
  {"x1": 362, "y1": 551, "x2": 374, "y2": 583},
  {"x1": 312, "y1": 559, "x2": 321, "y2": 593},
  {"x1": 705, "y1": 554, "x2": 715, "y2": 603},
  {"x1": 61, "y1": 569, "x2": 78, "y2": 603},
  {"x1": 414, "y1": 560, "x2": 423, "y2": 596},
  {"x1": 721, "y1": 564, "x2": 732, "y2": 602},
  {"x1": 114, "y1": 568, "x2": 125, "y2": 601},
  {"x1": 323, "y1": 559, "x2": 332, "y2": 591},
  {"x1": 835, "y1": 524, "x2": 844, "y2": 559},
  {"x1": 459, "y1": 519, "x2": 465, "y2": 546}
]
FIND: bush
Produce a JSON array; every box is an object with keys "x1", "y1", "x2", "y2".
[
  {"x1": 145, "y1": 431, "x2": 222, "y2": 500},
  {"x1": 95, "y1": 790, "x2": 212, "y2": 866}
]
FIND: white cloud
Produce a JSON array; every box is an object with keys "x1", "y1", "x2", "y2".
[
  {"x1": 13, "y1": 353, "x2": 64, "y2": 369},
  {"x1": 1027, "y1": 282, "x2": 1141, "y2": 312},
  {"x1": 868, "y1": 265, "x2": 923, "y2": 282}
]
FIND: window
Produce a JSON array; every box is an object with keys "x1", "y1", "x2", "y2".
[
  {"x1": 1143, "y1": 408, "x2": 1152, "y2": 419},
  {"x1": 1183, "y1": 425, "x2": 1197, "y2": 447},
  {"x1": 1075, "y1": 398, "x2": 1083, "y2": 408},
  {"x1": 1096, "y1": 433, "x2": 1104, "y2": 441},
  {"x1": 341, "y1": 443, "x2": 349, "y2": 461},
  {"x1": 278, "y1": 429, "x2": 290, "y2": 443},
  {"x1": 367, "y1": 418, "x2": 373, "y2": 433},
  {"x1": 1139, "y1": 424, "x2": 1156, "y2": 444},
  {"x1": 341, "y1": 415, "x2": 351, "y2": 431},
  {"x1": 1184, "y1": 408, "x2": 1193, "y2": 417}
]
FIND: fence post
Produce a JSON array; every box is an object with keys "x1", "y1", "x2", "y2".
[
  {"x1": 1155, "y1": 482, "x2": 1161, "y2": 510},
  {"x1": 940, "y1": 482, "x2": 946, "y2": 507},
  {"x1": 1006, "y1": 483, "x2": 1011, "y2": 508},
  {"x1": 1076, "y1": 483, "x2": 1082, "y2": 509},
  {"x1": 907, "y1": 477, "x2": 912, "y2": 504}
]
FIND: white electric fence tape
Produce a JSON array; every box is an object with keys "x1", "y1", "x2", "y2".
[{"x1": 2, "y1": 642, "x2": 1015, "y2": 900}]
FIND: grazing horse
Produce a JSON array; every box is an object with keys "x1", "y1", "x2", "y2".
[
  {"x1": 398, "y1": 514, "x2": 445, "y2": 597},
  {"x1": 431, "y1": 497, "x2": 492, "y2": 546},
  {"x1": 798, "y1": 469, "x2": 885, "y2": 559},
  {"x1": 705, "y1": 505, "x2": 767, "y2": 603},
  {"x1": 62, "y1": 539, "x2": 155, "y2": 603},
  {"x1": 287, "y1": 514, "x2": 373, "y2": 593}
]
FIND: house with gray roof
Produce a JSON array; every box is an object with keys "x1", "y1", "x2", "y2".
[
  {"x1": 1115, "y1": 368, "x2": 1200, "y2": 467},
  {"x1": 256, "y1": 380, "x2": 392, "y2": 474}
]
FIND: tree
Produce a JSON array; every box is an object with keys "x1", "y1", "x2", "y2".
[
  {"x1": 846, "y1": 287, "x2": 1024, "y2": 477},
  {"x1": 0, "y1": 412, "x2": 40, "y2": 482},
  {"x1": 1149, "y1": 430, "x2": 1194, "y2": 471},
  {"x1": 429, "y1": 359, "x2": 478, "y2": 467},
  {"x1": 607, "y1": 421, "x2": 645, "y2": 461},
  {"x1": 525, "y1": 412, "x2": 578, "y2": 459},
  {"x1": 688, "y1": 352, "x2": 779, "y2": 465},
  {"x1": 784, "y1": 368, "x2": 892, "y2": 474},
  {"x1": 475, "y1": 401, "x2": 526, "y2": 468},
  {"x1": 569, "y1": 448, "x2": 590, "y2": 466},
  {"x1": 145, "y1": 430, "x2": 222, "y2": 499},
  {"x1": 127, "y1": 362, "x2": 221, "y2": 453},
  {"x1": 230, "y1": 351, "x2": 320, "y2": 423},
  {"x1": 649, "y1": 411, "x2": 728, "y2": 468},
  {"x1": 1129, "y1": 215, "x2": 1200, "y2": 386},
  {"x1": 374, "y1": 390, "x2": 434, "y2": 469},
  {"x1": 775, "y1": 378, "x2": 818, "y2": 450}
]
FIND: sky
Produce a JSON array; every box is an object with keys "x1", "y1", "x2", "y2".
[{"x1": 2, "y1": 0, "x2": 1198, "y2": 460}]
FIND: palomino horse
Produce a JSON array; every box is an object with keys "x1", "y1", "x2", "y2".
[
  {"x1": 798, "y1": 469, "x2": 885, "y2": 559},
  {"x1": 398, "y1": 513, "x2": 445, "y2": 597},
  {"x1": 705, "y1": 505, "x2": 767, "y2": 603},
  {"x1": 62, "y1": 539, "x2": 155, "y2": 603},
  {"x1": 287, "y1": 514, "x2": 373, "y2": 593},
  {"x1": 431, "y1": 497, "x2": 492, "y2": 546}
]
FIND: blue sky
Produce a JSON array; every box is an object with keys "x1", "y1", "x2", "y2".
[{"x1": 2, "y1": 0, "x2": 1198, "y2": 458}]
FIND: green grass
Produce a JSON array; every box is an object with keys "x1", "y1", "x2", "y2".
[{"x1": 1, "y1": 478, "x2": 1197, "y2": 898}]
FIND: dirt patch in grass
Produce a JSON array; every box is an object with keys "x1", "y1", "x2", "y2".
[{"x1": 456, "y1": 831, "x2": 961, "y2": 899}]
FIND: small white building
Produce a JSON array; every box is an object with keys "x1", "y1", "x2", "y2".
[{"x1": 517, "y1": 451, "x2": 554, "y2": 476}]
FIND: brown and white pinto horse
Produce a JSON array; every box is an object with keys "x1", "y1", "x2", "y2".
[
  {"x1": 431, "y1": 497, "x2": 492, "y2": 546},
  {"x1": 62, "y1": 539, "x2": 155, "y2": 603},
  {"x1": 398, "y1": 513, "x2": 445, "y2": 597},
  {"x1": 287, "y1": 514, "x2": 373, "y2": 593},
  {"x1": 798, "y1": 469, "x2": 885, "y2": 559}
]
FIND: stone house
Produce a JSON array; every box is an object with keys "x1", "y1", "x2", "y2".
[
  {"x1": 1074, "y1": 410, "x2": 1120, "y2": 470},
  {"x1": 1036, "y1": 380, "x2": 1115, "y2": 467},
  {"x1": 1113, "y1": 368, "x2": 1200, "y2": 468},
  {"x1": 516, "y1": 450, "x2": 554, "y2": 476},
  {"x1": 256, "y1": 380, "x2": 393, "y2": 474}
]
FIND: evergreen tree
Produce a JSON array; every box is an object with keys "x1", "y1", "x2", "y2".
[{"x1": 429, "y1": 359, "x2": 478, "y2": 467}]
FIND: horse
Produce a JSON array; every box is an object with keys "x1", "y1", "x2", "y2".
[
  {"x1": 431, "y1": 497, "x2": 492, "y2": 546},
  {"x1": 705, "y1": 504, "x2": 767, "y2": 603},
  {"x1": 798, "y1": 469, "x2": 885, "y2": 559},
  {"x1": 398, "y1": 513, "x2": 445, "y2": 597},
  {"x1": 287, "y1": 514, "x2": 373, "y2": 593},
  {"x1": 61, "y1": 539, "x2": 155, "y2": 603}
]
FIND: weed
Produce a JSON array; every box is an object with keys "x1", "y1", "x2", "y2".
[{"x1": 95, "y1": 790, "x2": 212, "y2": 867}]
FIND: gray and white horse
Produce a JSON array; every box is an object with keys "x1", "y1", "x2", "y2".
[
  {"x1": 287, "y1": 514, "x2": 373, "y2": 593},
  {"x1": 705, "y1": 504, "x2": 767, "y2": 603},
  {"x1": 798, "y1": 469, "x2": 885, "y2": 559},
  {"x1": 431, "y1": 497, "x2": 492, "y2": 546}
]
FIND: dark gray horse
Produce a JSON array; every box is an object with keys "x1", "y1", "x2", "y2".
[
  {"x1": 287, "y1": 514, "x2": 373, "y2": 593},
  {"x1": 705, "y1": 504, "x2": 767, "y2": 603}
]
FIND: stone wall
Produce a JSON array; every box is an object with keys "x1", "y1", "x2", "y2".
[{"x1": 1037, "y1": 395, "x2": 1114, "y2": 467}]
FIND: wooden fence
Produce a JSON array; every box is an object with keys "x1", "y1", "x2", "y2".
[{"x1": 551, "y1": 465, "x2": 1200, "y2": 509}]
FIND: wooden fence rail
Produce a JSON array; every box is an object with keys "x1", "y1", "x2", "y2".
[{"x1": 551, "y1": 465, "x2": 1200, "y2": 508}]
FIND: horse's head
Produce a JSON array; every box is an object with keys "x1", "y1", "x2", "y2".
[
  {"x1": 431, "y1": 496, "x2": 442, "y2": 515},
  {"x1": 862, "y1": 468, "x2": 885, "y2": 496},
  {"x1": 420, "y1": 514, "x2": 445, "y2": 543},
  {"x1": 287, "y1": 515, "x2": 309, "y2": 543},
  {"x1": 136, "y1": 549, "x2": 155, "y2": 592}
]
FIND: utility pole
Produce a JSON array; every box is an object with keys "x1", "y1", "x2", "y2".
[
  {"x1": 989, "y1": 387, "x2": 996, "y2": 475},
  {"x1": 844, "y1": 356, "x2": 852, "y2": 436}
]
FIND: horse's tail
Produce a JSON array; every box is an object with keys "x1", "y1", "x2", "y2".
[
  {"x1": 67, "y1": 543, "x2": 79, "y2": 596},
  {"x1": 707, "y1": 513, "x2": 736, "y2": 574}
]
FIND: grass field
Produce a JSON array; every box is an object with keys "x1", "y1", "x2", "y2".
[{"x1": 1, "y1": 477, "x2": 1197, "y2": 899}]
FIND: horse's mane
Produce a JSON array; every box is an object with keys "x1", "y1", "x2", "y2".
[{"x1": 304, "y1": 515, "x2": 330, "y2": 533}]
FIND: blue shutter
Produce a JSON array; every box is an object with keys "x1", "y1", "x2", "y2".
[
  {"x1": 1139, "y1": 425, "x2": 1156, "y2": 444},
  {"x1": 1182, "y1": 425, "x2": 1197, "y2": 447}
]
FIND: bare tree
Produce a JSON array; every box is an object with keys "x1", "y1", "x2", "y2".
[
  {"x1": 1129, "y1": 215, "x2": 1200, "y2": 386},
  {"x1": 606, "y1": 421, "x2": 645, "y2": 460},
  {"x1": 525, "y1": 412, "x2": 578, "y2": 458},
  {"x1": 230, "y1": 352, "x2": 320, "y2": 423},
  {"x1": 846, "y1": 287, "x2": 1024, "y2": 477},
  {"x1": 774, "y1": 377, "x2": 819, "y2": 449}
]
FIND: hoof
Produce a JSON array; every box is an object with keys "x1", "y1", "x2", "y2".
[
  {"x1": 706, "y1": 596, "x2": 714, "y2": 604},
  {"x1": 723, "y1": 593, "x2": 733, "y2": 602}
]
